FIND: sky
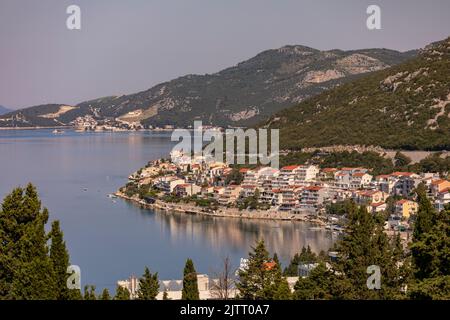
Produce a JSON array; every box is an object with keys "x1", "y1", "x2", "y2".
[{"x1": 1, "y1": 0, "x2": 449, "y2": 109}]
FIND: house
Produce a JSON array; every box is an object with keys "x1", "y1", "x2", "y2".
[
  {"x1": 434, "y1": 188, "x2": 450, "y2": 211},
  {"x1": 154, "y1": 176, "x2": 185, "y2": 193},
  {"x1": 173, "y1": 183, "x2": 202, "y2": 197},
  {"x1": 319, "y1": 168, "x2": 338, "y2": 180},
  {"x1": 430, "y1": 179, "x2": 450, "y2": 198},
  {"x1": 218, "y1": 185, "x2": 242, "y2": 205},
  {"x1": 350, "y1": 172, "x2": 373, "y2": 189},
  {"x1": 370, "y1": 202, "x2": 387, "y2": 213},
  {"x1": 299, "y1": 186, "x2": 329, "y2": 212},
  {"x1": 391, "y1": 172, "x2": 420, "y2": 197},
  {"x1": 295, "y1": 165, "x2": 320, "y2": 182},
  {"x1": 353, "y1": 190, "x2": 389, "y2": 206},
  {"x1": 394, "y1": 199, "x2": 418, "y2": 219}
]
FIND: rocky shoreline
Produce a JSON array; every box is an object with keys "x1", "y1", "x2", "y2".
[{"x1": 115, "y1": 191, "x2": 328, "y2": 226}]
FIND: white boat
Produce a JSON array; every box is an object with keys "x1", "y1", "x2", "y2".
[{"x1": 52, "y1": 129, "x2": 64, "y2": 134}]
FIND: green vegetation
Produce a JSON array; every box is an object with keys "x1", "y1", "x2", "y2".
[
  {"x1": 182, "y1": 259, "x2": 200, "y2": 300},
  {"x1": 268, "y1": 37, "x2": 450, "y2": 150},
  {"x1": 236, "y1": 240, "x2": 290, "y2": 300},
  {"x1": 114, "y1": 285, "x2": 131, "y2": 300},
  {"x1": 137, "y1": 267, "x2": 159, "y2": 300},
  {"x1": 284, "y1": 246, "x2": 318, "y2": 277}
]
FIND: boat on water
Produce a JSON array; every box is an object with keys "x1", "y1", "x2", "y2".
[
  {"x1": 107, "y1": 194, "x2": 117, "y2": 199},
  {"x1": 52, "y1": 129, "x2": 65, "y2": 134}
]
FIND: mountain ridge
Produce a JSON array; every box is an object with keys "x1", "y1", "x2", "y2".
[
  {"x1": 265, "y1": 37, "x2": 450, "y2": 151},
  {"x1": 0, "y1": 44, "x2": 415, "y2": 128}
]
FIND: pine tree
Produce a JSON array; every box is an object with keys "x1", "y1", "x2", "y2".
[
  {"x1": 236, "y1": 239, "x2": 280, "y2": 300},
  {"x1": 409, "y1": 204, "x2": 450, "y2": 299},
  {"x1": 100, "y1": 288, "x2": 111, "y2": 300},
  {"x1": 0, "y1": 184, "x2": 57, "y2": 299},
  {"x1": 50, "y1": 220, "x2": 70, "y2": 300},
  {"x1": 137, "y1": 267, "x2": 159, "y2": 300},
  {"x1": 293, "y1": 262, "x2": 334, "y2": 300},
  {"x1": 114, "y1": 285, "x2": 131, "y2": 300},
  {"x1": 182, "y1": 259, "x2": 199, "y2": 300},
  {"x1": 331, "y1": 205, "x2": 406, "y2": 299},
  {"x1": 83, "y1": 285, "x2": 97, "y2": 300}
]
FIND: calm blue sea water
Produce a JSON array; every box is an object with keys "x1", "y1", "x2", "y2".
[{"x1": 0, "y1": 129, "x2": 334, "y2": 292}]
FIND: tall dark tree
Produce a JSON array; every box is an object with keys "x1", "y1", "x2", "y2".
[
  {"x1": 50, "y1": 220, "x2": 70, "y2": 300},
  {"x1": 0, "y1": 184, "x2": 57, "y2": 299},
  {"x1": 182, "y1": 259, "x2": 199, "y2": 300},
  {"x1": 413, "y1": 185, "x2": 437, "y2": 240},
  {"x1": 137, "y1": 267, "x2": 159, "y2": 300},
  {"x1": 409, "y1": 203, "x2": 450, "y2": 299}
]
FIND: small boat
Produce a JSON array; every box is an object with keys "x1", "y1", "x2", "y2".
[
  {"x1": 52, "y1": 129, "x2": 64, "y2": 134},
  {"x1": 107, "y1": 194, "x2": 117, "y2": 199}
]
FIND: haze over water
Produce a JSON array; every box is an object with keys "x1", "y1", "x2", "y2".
[{"x1": 0, "y1": 129, "x2": 334, "y2": 291}]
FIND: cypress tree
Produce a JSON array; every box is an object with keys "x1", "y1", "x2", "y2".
[
  {"x1": 50, "y1": 220, "x2": 70, "y2": 300},
  {"x1": 137, "y1": 267, "x2": 159, "y2": 300},
  {"x1": 182, "y1": 259, "x2": 199, "y2": 300}
]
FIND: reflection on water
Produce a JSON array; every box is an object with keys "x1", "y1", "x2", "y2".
[{"x1": 149, "y1": 209, "x2": 334, "y2": 263}]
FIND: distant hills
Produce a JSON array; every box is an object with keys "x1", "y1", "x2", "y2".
[
  {"x1": 0, "y1": 45, "x2": 415, "y2": 128},
  {"x1": 265, "y1": 37, "x2": 450, "y2": 151},
  {"x1": 0, "y1": 105, "x2": 11, "y2": 115}
]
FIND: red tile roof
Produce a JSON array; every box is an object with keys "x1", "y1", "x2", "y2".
[{"x1": 281, "y1": 165, "x2": 300, "y2": 171}]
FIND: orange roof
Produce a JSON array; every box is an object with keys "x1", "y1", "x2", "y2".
[
  {"x1": 263, "y1": 261, "x2": 277, "y2": 271},
  {"x1": 322, "y1": 168, "x2": 338, "y2": 172},
  {"x1": 352, "y1": 172, "x2": 367, "y2": 177},
  {"x1": 431, "y1": 179, "x2": 447, "y2": 185},
  {"x1": 371, "y1": 202, "x2": 386, "y2": 207},
  {"x1": 396, "y1": 199, "x2": 410, "y2": 205},
  {"x1": 304, "y1": 186, "x2": 323, "y2": 191},
  {"x1": 239, "y1": 168, "x2": 250, "y2": 173},
  {"x1": 281, "y1": 165, "x2": 300, "y2": 171},
  {"x1": 376, "y1": 175, "x2": 390, "y2": 179}
]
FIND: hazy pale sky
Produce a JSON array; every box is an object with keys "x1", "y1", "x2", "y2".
[{"x1": 1, "y1": 0, "x2": 449, "y2": 109}]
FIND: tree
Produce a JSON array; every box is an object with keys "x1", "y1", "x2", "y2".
[
  {"x1": 83, "y1": 285, "x2": 96, "y2": 300},
  {"x1": 284, "y1": 246, "x2": 317, "y2": 276},
  {"x1": 182, "y1": 259, "x2": 199, "y2": 300},
  {"x1": 210, "y1": 256, "x2": 234, "y2": 300},
  {"x1": 114, "y1": 285, "x2": 131, "y2": 300},
  {"x1": 413, "y1": 185, "x2": 437, "y2": 241},
  {"x1": 236, "y1": 240, "x2": 283, "y2": 300},
  {"x1": 409, "y1": 203, "x2": 450, "y2": 299},
  {"x1": 137, "y1": 267, "x2": 159, "y2": 300},
  {"x1": 0, "y1": 184, "x2": 57, "y2": 299},
  {"x1": 100, "y1": 288, "x2": 111, "y2": 300},
  {"x1": 331, "y1": 205, "x2": 406, "y2": 299},
  {"x1": 293, "y1": 263, "x2": 334, "y2": 300},
  {"x1": 162, "y1": 290, "x2": 170, "y2": 300},
  {"x1": 394, "y1": 152, "x2": 412, "y2": 168},
  {"x1": 49, "y1": 220, "x2": 70, "y2": 300}
]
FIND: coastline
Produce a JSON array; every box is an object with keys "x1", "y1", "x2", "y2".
[{"x1": 115, "y1": 191, "x2": 328, "y2": 226}]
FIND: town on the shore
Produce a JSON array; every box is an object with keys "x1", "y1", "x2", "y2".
[{"x1": 118, "y1": 150, "x2": 450, "y2": 239}]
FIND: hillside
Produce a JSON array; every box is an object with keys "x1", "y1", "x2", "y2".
[
  {"x1": 0, "y1": 105, "x2": 11, "y2": 115},
  {"x1": 0, "y1": 46, "x2": 415, "y2": 128},
  {"x1": 265, "y1": 37, "x2": 450, "y2": 151}
]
